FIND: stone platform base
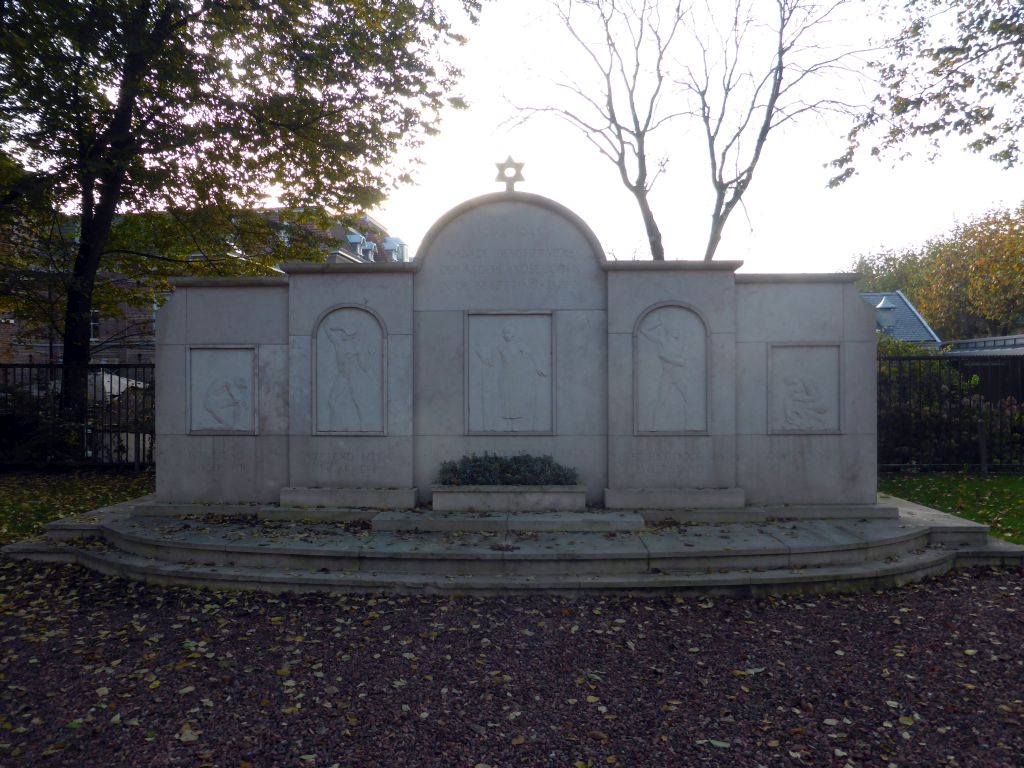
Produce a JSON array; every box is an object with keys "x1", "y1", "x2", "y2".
[
  {"x1": 279, "y1": 487, "x2": 417, "y2": 510},
  {"x1": 4, "y1": 496, "x2": 1022, "y2": 597},
  {"x1": 605, "y1": 487, "x2": 746, "y2": 509},
  {"x1": 430, "y1": 485, "x2": 587, "y2": 513}
]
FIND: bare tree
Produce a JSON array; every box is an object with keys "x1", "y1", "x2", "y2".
[
  {"x1": 523, "y1": 0, "x2": 686, "y2": 260},
  {"x1": 684, "y1": 0, "x2": 856, "y2": 260},
  {"x1": 530, "y1": 0, "x2": 859, "y2": 261}
]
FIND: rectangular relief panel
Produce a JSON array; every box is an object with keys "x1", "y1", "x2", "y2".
[
  {"x1": 188, "y1": 347, "x2": 256, "y2": 434},
  {"x1": 635, "y1": 305, "x2": 708, "y2": 433},
  {"x1": 314, "y1": 307, "x2": 386, "y2": 435},
  {"x1": 466, "y1": 313, "x2": 554, "y2": 434},
  {"x1": 769, "y1": 344, "x2": 841, "y2": 434}
]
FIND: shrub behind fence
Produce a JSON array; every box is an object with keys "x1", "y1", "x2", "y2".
[
  {"x1": 878, "y1": 355, "x2": 1024, "y2": 470},
  {"x1": 0, "y1": 364, "x2": 154, "y2": 468}
]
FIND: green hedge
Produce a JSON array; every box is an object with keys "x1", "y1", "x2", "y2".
[{"x1": 437, "y1": 453, "x2": 579, "y2": 486}]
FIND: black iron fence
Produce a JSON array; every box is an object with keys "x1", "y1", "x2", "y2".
[
  {"x1": 878, "y1": 355, "x2": 1024, "y2": 471},
  {"x1": 0, "y1": 363, "x2": 154, "y2": 468},
  {"x1": 2, "y1": 357, "x2": 1020, "y2": 471}
]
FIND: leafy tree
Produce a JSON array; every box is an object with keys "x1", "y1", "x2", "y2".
[
  {"x1": 852, "y1": 248, "x2": 925, "y2": 295},
  {"x1": 0, "y1": 0, "x2": 478, "y2": 416},
  {"x1": 915, "y1": 205, "x2": 1024, "y2": 338},
  {"x1": 832, "y1": 0, "x2": 1024, "y2": 184},
  {"x1": 854, "y1": 204, "x2": 1024, "y2": 340}
]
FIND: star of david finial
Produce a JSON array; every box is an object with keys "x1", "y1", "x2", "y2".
[{"x1": 495, "y1": 156, "x2": 525, "y2": 192}]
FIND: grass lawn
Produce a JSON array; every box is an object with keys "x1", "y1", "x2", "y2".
[
  {"x1": 880, "y1": 472, "x2": 1024, "y2": 544},
  {"x1": 0, "y1": 469, "x2": 154, "y2": 545}
]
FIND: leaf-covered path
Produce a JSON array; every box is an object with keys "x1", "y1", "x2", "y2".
[{"x1": 1, "y1": 562, "x2": 1021, "y2": 767}]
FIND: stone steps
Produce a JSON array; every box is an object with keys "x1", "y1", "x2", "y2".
[
  {"x1": 4, "y1": 496, "x2": 1019, "y2": 596},
  {"x1": 2, "y1": 539, "x2": 959, "y2": 597},
  {"x1": 55, "y1": 514, "x2": 943, "y2": 578}
]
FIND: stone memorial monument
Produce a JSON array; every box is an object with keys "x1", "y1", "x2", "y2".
[{"x1": 155, "y1": 169, "x2": 877, "y2": 513}]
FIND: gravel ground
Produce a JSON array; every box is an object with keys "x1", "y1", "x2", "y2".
[{"x1": 0, "y1": 561, "x2": 1022, "y2": 768}]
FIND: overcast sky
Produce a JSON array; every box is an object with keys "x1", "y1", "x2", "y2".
[{"x1": 372, "y1": 0, "x2": 1024, "y2": 274}]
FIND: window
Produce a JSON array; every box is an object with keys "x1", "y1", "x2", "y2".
[{"x1": 90, "y1": 310, "x2": 100, "y2": 341}]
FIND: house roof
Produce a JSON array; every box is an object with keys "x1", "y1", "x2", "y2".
[
  {"x1": 860, "y1": 290, "x2": 942, "y2": 346},
  {"x1": 943, "y1": 333, "x2": 1024, "y2": 356}
]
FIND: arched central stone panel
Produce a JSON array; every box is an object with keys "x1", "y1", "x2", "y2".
[{"x1": 414, "y1": 192, "x2": 608, "y2": 503}]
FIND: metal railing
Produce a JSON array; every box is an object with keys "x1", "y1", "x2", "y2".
[
  {"x1": 0, "y1": 363, "x2": 154, "y2": 468},
  {"x1": 878, "y1": 355, "x2": 1024, "y2": 471}
]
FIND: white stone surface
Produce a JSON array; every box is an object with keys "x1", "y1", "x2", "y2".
[
  {"x1": 607, "y1": 270, "x2": 736, "y2": 334},
  {"x1": 844, "y1": 282, "x2": 878, "y2": 341},
  {"x1": 188, "y1": 347, "x2": 256, "y2": 433},
  {"x1": 842, "y1": 341, "x2": 877, "y2": 435},
  {"x1": 415, "y1": 194, "x2": 606, "y2": 312},
  {"x1": 553, "y1": 310, "x2": 607, "y2": 436},
  {"x1": 736, "y1": 281, "x2": 845, "y2": 343},
  {"x1": 736, "y1": 342, "x2": 768, "y2": 435},
  {"x1": 737, "y1": 434, "x2": 877, "y2": 504},
  {"x1": 288, "y1": 435, "x2": 413, "y2": 490},
  {"x1": 708, "y1": 333, "x2": 737, "y2": 434},
  {"x1": 387, "y1": 334, "x2": 414, "y2": 437},
  {"x1": 186, "y1": 286, "x2": 288, "y2": 345},
  {"x1": 289, "y1": 273, "x2": 413, "y2": 336},
  {"x1": 607, "y1": 333, "x2": 633, "y2": 436},
  {"x1": 431, "y1": 486, "x2": 588, "y2": 513},
  {"x1": 257, "y1": 345, "x2": 289, "y2": 435},
  {"x1": 288, "y1": 336, "x2": 312, "y2": 436},
  {"x1": 279, "y1": 487, "x2": 417, "y2": 509},
  {"x1": 607, "y1": 435, "x2": 737, "y2": 489},
  {"x1": 604, "y1": 487, "x2": 746, "y2": 510},
  {"x1": 414, "y1": 311, "x2": 464, "y2": 436},
  {"x1": 156, "y1": 435, "x2": 288, "y2": 503},
  {"x1": 155, "y1": 291, "x2": 186, "y2": 345},
  {"x1": 155, "y1": 344, "x2": 187, "y2": 435}
]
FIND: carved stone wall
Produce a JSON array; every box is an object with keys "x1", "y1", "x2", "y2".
[{"x1": 156, "y1": 193, "x2": 878, "y2": 507}]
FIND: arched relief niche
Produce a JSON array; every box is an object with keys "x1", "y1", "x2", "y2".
[
  {"x1": 634, "y1": 304, "x2": 708, "y2": 433},
  {"x1": 314, "y1": 307, "x2": 386, "y2": 434}
]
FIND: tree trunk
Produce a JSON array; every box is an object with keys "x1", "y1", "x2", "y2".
[
  {"x1": 59, "y1": 4, "x2": 153, "y2": 430},
  {"x1": 703, "y1": 214, "x2": 726, "y2": 261},
  {"x1": 633, "y1": 188, "x2": 665, "y2": 261}
]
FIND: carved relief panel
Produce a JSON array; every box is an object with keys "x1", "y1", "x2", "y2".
[
  {"x1": 467, "y1": 313, "x2": 553, "y2": 434},
  {"x1": 635, "y1": 305, "x2": 707, "y2": 433},
  {"x1": 315, "y1": 307, "x2": 385, "y2": 434},
  {"x1": 769, "y1": 345, "x2": 841, "y2": 433},
  {"x1": 189, "y1": 347, "x2": 256, "y2": 433}
]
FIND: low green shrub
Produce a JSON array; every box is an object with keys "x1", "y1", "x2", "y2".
[{"x1": 437, "y1": 453, "x2": 579, "y2": 486}]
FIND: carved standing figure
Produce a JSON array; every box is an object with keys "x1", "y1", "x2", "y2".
[
  {"x1": 325, "y1": 323, "x2": 371, "y2": 430},
  {"x1": 640, "y1": 317, "x2": 689, "y2": 429},
  {"x1": 475, "y1": 326, "x2": 548, "y2": 431}
]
